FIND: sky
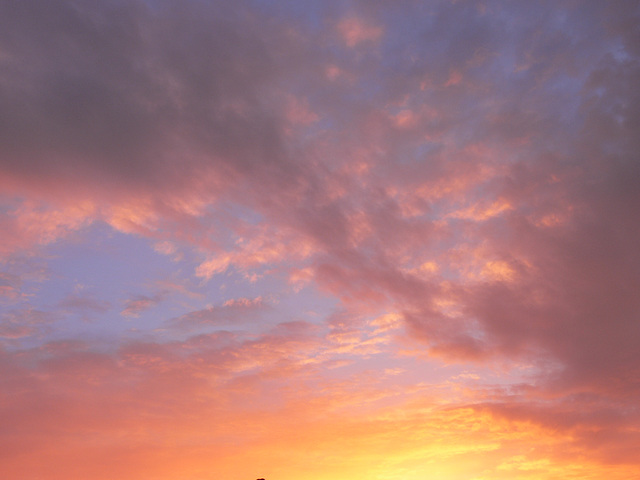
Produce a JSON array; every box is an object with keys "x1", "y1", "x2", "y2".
[{"x1": 1, "y1": 0, "x2": 639, "y2": 479}]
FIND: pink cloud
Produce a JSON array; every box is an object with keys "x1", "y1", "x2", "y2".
[
  {"x1": 121, "y1": 293, "x2": 166, "y2": 318},
  {"x1": 170, "y1": 296, "x2": 269, "y2": 331},
  {"x1": 337, "y1": 16, "x2": 384, "y2": 47},
  {"x1": 0, "y1": 308, "x2": 53, "y2": 340}
]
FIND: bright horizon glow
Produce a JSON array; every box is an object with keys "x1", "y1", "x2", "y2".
[{"x1": 1, "y1": 1, "x2": 640, "y2": 479}]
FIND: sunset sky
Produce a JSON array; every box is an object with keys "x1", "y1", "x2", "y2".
[{"x1": 1, "y1": 1, "x2": 640, "y2": 479}]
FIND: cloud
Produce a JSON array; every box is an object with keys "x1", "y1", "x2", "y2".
[
  {"x1": 0, "y1": 271, "x2": 21, "y2": 301},
  {"x1": 0, "y1": 0, "x2": 291, "y2": 195},
  {"x1": 3, "y1": 326, "x2": 637, "y2": 479},
  {"x1": 169, "y1": 296, "x2": 269, "y2": 331},
  {"x1": 59, "y1": 292, "x2": 111, "y2": 316},
  {"x1": 0, "y1": 0, "x2": 639, "y2": 478},
  {"x1": 0, "y1": 308, "x2": 53, "y2": 340},
  {"x1": 337, "y1": 16, "x2": 384, "y2": 47},
  {"x1": 121, "y1": 292, "x2": 166, "y2": 318}
]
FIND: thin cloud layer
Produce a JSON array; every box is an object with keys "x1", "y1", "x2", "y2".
[{"x1": 1, "y1": 0, "x2": 639, "y2": 478}]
